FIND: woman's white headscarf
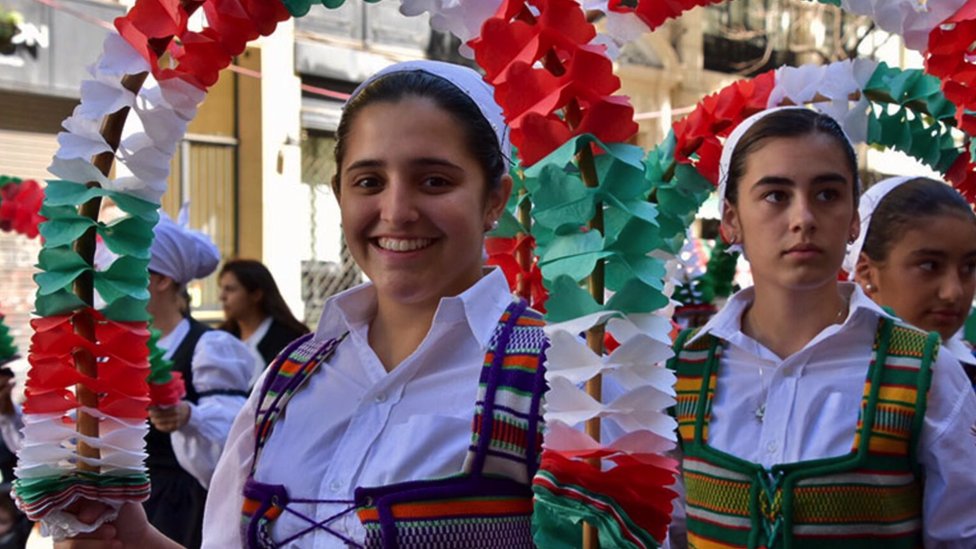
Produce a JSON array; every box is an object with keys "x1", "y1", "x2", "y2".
[
  {"x1": 841, "y1": 176, "x2": 914, "y2": 276},
  {"x1": 718, "y1": 106, "x2": 858, "y2": 254},
  {"x1": 346, "y1": 60, "x2": 510, "y2": 170}
]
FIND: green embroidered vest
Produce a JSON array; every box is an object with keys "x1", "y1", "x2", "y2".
[{"x1": 669, "y1": 318, "x2": 937, "y2": 549}]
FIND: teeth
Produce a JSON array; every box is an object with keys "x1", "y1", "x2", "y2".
[{"x1": 377, "y1": 237, "x2": 433, "y2": 252}]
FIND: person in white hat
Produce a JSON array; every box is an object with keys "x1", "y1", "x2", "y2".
[{"x1": 141, "y1": 213, "x2": 255, "y2": 549}]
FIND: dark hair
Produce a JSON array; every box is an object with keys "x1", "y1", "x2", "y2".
[
  {"x1": 725, "y1": 109, "x2": 859, "y2": 206},
  {"x1": 861, "y1": 177, "x2": 976, "y2": 261},
  {"x1": 218, "y1": 259, "x2": 310, "y2": 337},
  {"x1": 331, "y1": 70, "x2": 506, "y2": 196}
]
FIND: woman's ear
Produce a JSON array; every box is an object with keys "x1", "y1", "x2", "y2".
[
  {"x1": 854, "y1": 253, "x2": 879, "y2": 294},
  {"x1": 721, "y1": 204, "x2": 741, "y2": 245},
  {"x1": 848, "y1": 211, "x2": 861, "y2": 244},
  {"x1": 331, "y1": 175, "x2": 341, "y2": 202},
  {"x1": 485, "y1": 174, "x2": 513, "y2": 230}
]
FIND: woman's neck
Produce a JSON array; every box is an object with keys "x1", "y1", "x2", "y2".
[
  {"x1": 369, "y1": 296, "x2": 438, "y2": 372},
  {"x1": 237, "y1": 311, "x2": 268, "y2": 342},
  {"x1": 742, "y1": 281, "x2": 848, "y2": 359},
  {"x1": 152, "y1": 307, "x2": 184, "y2": 338}
]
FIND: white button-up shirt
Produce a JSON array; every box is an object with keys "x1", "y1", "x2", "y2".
[
  {"x1": 687, "y1": 283, "x2": 976, "y2": 548},
  {"x1": 159, "y1": 319, "x2": 254, "y2": 489},
  {"x1": 202, "y1": 269, "x2": 512, "y2": 548}
]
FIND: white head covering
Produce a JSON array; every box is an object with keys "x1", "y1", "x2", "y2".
[
  {"x1": 149, "y1": 212, "x2": 220, "y2": 284},
  {"x1": 718, "y1": 106, "x2": 858, "y2": 254},
  {"x1": 841, "y1": 176, "x2": 914, "y2": 277},
  {"x1": 346, "y1": 60, "x2": 511, "y2": 169}
]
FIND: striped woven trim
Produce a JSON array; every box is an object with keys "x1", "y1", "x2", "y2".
[
  {"x1": 673, "y1": 334, "x2": 718, "y2": 443},
  {"x1": 683, "y1": 458, "x2": 752, "y2": 524},
  {"x1": 252, "y1": 333, "x2": 344, "y2": 462},
  {"x1": 852, "y1": 322, "x2": 929, "y2": 458},
  {"x1": 677, "y1": 319, "x2": 928, "y2": 548},
  {"x1": 464, "y1": 302, "x2": 546, "y2": 484},
  {"x1": 357, "y1": 496, "x2": 532, "y2": 524},
  {"x1": 792, "y1": 479, "x2": 923, "y2": 525}
]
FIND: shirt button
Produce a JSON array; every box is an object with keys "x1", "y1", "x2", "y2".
[
  {"x1": 374, "y1": 393, "x2": 387, "y2": 403},
  {"x1": 329, "y1": 480, "x2": 343, "y2": 492},
  {"x1": 767, "y1": 441, "x2": 778, "y2": 454}
]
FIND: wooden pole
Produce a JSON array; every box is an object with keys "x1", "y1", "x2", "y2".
[
  {"x1": 577, "y1": 144, "x2": 604, "y2": 549},
  {"x1": 71, "y1": 3, "x2": 200, "y2": 473}
]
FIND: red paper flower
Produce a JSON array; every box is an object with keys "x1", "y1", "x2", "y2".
[
  {"x1": 24, "y1": 309, "x2": 151, "y2": 419},
  {"x1": 470, "y1": 0, "x2": 637, "y2": 166},
  {"x1": 0, "y1": 179, "x2": 45, "y2": 239},
  {"x1": 536, "y1": 449, "x2": 678, "y2": 544},
  {"x1": 608, "y1": 0, "x2": 727, "y2": 33},
  {"x1": 925, "y1": 1, "x2": 976, "y2": 134},
  {"x1": 149, "y1": 372, "x2": 186, "y2": 407},
  {"x1": 672, "y1": 71, "x2": 775, "y2": 184},
  {"x1": 116, "y1": 0, "x2": 290, "y2": 91},
  {"x1": 486, "y1": 235, "x2": 548, "y2": 311}
]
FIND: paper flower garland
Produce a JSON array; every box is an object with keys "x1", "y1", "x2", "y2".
[
  {"x1": 667, "y1": 58, "x2": 975, "y2": 199},
  {"x1": 16, "y1": 0, "x2": 288, "y2": 534}
]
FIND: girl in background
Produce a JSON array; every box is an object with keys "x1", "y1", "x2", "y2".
[
  {"x1": 846, "y1": 176, "x2": 976, "y2": 388},
  {"x1": 218, "y1": 259, "x2": 309, "y2": 379}
]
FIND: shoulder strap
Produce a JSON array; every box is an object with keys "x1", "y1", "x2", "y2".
[
  {"x1": 669, "y1": 328, "x2": 720, "y2": 447},
  {"x1": 463, "y1": 298, "x2": 549, "y2": 484},
  {"x1": 250, "y1": 332, "x2": 346, "y2": 472},
  {"x1": 666, "y1": 327, "x2": 699, "y2": 371},
  {"x1": 857, "y1": 318, "x2": 937, "y2": 475}
]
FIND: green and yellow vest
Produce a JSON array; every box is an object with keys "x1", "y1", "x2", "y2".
[{"x1": 669, "y1": 318, "x2": 937, "y2": 549}]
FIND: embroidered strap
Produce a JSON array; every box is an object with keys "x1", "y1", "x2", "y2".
[
  {"x1": 251, "y1": 332, "x2": 347, "y2": 469},
  {"x1": 463, "y1": 299, "x2": 549, "y2": 484}
]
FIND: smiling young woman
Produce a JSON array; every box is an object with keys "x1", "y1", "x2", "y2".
[
  {"x1": 54, "y1": 60, "x2": 552, "y2": 549},
  {"x1": 668, "y1": 107, "x2": 976, "y2": 548}
]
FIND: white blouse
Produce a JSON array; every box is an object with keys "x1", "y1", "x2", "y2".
[
  {"x1": 687, "y1": 283, "x2": 976, "y2": 548},
  {"x1": 159, "y1": 319, "x2": 255, "y2": 489},
  {"x1": 201, "y1": 269, "x2": 512, "y2": 548}
]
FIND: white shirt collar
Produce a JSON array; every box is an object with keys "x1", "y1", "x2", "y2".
[
  {"x1": 691, "y1": 283, "x2": 892, "y2": 352},
  {"x1": 244, "y1": 316, "x2": 274, "y2": 348},
  {"x1": 158, "y1": 317, "x2": 191, "y2": 361},
  {"x1": 313, "y1": 267, "x2": 512, "y2": 350},
  {"x1": 945, "y1": 331, "x2": 976, "y2": 366}
]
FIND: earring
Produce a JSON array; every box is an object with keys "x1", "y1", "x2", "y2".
[
  {"x1": 486, "y1": 219, "x2": 499, "y2": 232},
  {"x1": 864, "y1": 283, "x2": 875, "y2": 293},
  {"x1": 719, "y1": 225, "x2": 737, "y2": 245},
  {"x1": 848, "y1": 234, "x2": 857, "y2": 244}
]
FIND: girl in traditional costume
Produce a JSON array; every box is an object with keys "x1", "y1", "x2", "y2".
[
  {"x1": 668, "y1": 107, "x2": 976, "y2": 548},
  {"x1": 58, "y1": 59, "x2": 547, "y2": 549},
  {"x1": 844, "y1": 176, "x2": 976, "y2": 388}
]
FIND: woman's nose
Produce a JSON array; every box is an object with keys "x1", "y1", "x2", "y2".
[{"x1": 379, "y1": 179, "x2": 420, "y2": 225}]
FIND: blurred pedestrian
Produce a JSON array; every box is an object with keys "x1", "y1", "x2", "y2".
[{"x1": 217, "y1": 259, "x2": 309, "y2": 379}]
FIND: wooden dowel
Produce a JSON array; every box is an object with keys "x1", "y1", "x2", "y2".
[{"x1": 578, "y1": 138, "x2": 604, "y2": 549}]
